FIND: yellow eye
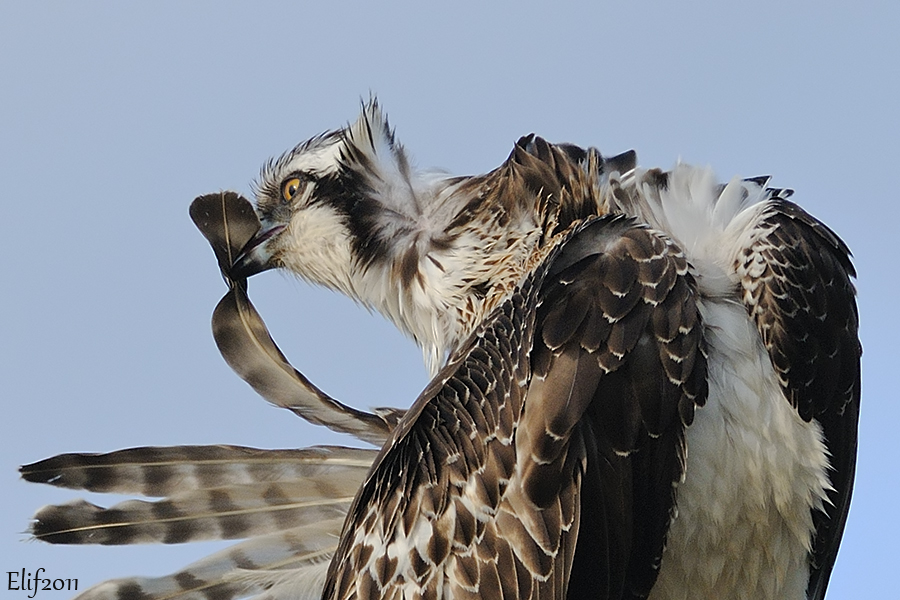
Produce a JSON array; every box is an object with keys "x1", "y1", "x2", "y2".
[{"x1": 282, "y1": 177, "x2": 302, "y2": 201}]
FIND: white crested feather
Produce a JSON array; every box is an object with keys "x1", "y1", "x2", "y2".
[
  {"x1": 614, "y1": 165, "x2": 771, "y2": 257},
  {"x1": 344, "y1": 100, "x2": 426, "y2": 219}
]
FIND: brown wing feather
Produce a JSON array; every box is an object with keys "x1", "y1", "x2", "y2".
[
  {"x1": 736, "y1": 198, "x2": 860, "y2": 600},
  {"x1": 322, "y1": 215, "x2": 706, "y2": 599},
  {"x1": 322, "y1": 223, "x2": 569, "y2": 600},
  {"x1": 530, "y1": 216, "x2": 706, "y2": 599}
]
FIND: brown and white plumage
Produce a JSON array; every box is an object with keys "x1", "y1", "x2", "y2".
[
  {"x1": 320, "y1": 215, "x2": 706, "y2": 600},
  {"x1": 22, "y1": 100, "x2": 859, "y2": 600}
]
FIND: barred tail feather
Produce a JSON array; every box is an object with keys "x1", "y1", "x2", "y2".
[
  {"x1": 23, "y1": 445, "x2": 374, "y2": 546},
  {"x1": 29, "y1": 478, "x2": 358, "y2": 544},
  {"x1": 21, "y1": 445, "x2": 377, "y2": 599},
  {"x1": 20, "y1": 445, "x2": 375, "y2": 497},
  {"x1": 71, "y1": 520, "x2": 344, "y2": 600}
]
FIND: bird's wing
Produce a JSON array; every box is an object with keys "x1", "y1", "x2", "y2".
[
  {"x1": 21, "y1": 445, "x2": 377, "y2": 600},
  {"x1": 323, "y1": 214, "x2": 708, "y2": 600},
  {"x1": 736, "y1": 196, "x2": 861, "y2": 600}
]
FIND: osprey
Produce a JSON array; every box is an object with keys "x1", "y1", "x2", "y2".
[{"x1": 22, "y1": 101, "x2": 859, "y2": 600}]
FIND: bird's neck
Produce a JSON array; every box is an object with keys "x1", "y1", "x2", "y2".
[{"x1": 350, "y1": 208, "x2": 546, "y2": 377}]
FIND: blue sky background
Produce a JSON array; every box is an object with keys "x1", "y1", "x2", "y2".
[{"x1": 1, "y1": 2, "x2": 897, "y2": 597}]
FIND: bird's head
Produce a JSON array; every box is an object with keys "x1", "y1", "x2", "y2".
[
  {"x1": 231, "y1": 100, "x2": 475, "y2": 371},
  {"x1": 232, "y1": 99, "x2": 425, "y2": 300},
  {"x1": 231, "y1": 128, "x2": 353, "y2": 290}
]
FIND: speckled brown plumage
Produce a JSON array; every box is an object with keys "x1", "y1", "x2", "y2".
[{"x1": 322, "y1": 214, "x2": 707, "y2": 600}]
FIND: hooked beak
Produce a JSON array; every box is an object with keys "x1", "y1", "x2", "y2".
[{"x1": 230, "y1": 224, "x2": 286, "y2": 279}]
